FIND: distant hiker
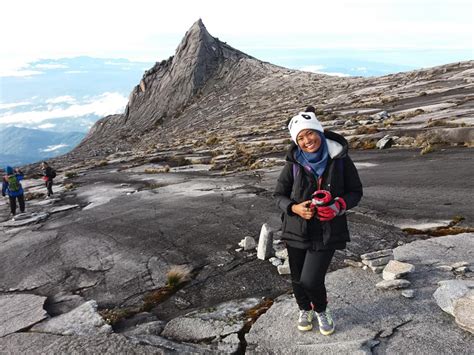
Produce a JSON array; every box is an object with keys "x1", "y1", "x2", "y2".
[
  {"x1": 41, "y1": 161, "x2": 56, "y2": 197},
  {"x1": 274, "y1": 106, "x2": 363, "y2": 335},
  {"x1": 2, "y1": 166, "x2": 26, "y2": 216}
]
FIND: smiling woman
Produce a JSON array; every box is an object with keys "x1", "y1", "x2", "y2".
[{"x1": 274, "y1": 106, "x2": 363, "y2": 335}]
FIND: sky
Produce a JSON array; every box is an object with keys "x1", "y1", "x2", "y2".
[{"x1": 1, "y1": 0, "x2": 472, "y2": 74}]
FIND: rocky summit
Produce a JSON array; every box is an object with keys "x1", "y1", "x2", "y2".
[
  {"x1": 59, "y1": 19, "x2": 473, "y2": 170},
  {"x1": 1, "y1": 20, "x2": 473, "y2": 354}
]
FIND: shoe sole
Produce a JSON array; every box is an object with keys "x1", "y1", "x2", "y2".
[
  {"x1": 298, "y1": 324, "x2": 313, "y2": 331},
  {"x1": 319, "y1": 327, "x2": 335, "y2": 336}
]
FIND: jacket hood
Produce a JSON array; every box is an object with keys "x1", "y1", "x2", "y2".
[{"x1": 285, "y1": 130, "x2": 349, "y2": 163}]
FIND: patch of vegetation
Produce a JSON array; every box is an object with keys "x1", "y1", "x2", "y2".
[
  {"x1": 64, "y1": 183, "x2": 76, "y2": 191},
  {"x1": 206, "y1": 135, "x2": 220, "y2": 146},
  {"x1": 96, "y1": 160, "x2": 109, "y2": 167},
  {"x1": 420, "y1": 144, "x2": 434, "y2": 155},
  {"x1": 99, "y1": 307, "x2": 138, "y2": 326},
  {"x1": 403, "y1": 216, "x2": 474, "y2": 237},
  {"x1": 169, "y1": 156, "x2": 191, "y2": 167},
  {"x1": 144, "y1": 166, "x2": 170, "y2": 174},
  {"x1": 24, "y1": 191, "x2": 45, "y2": 201},
  {"x1": 64, "y1": 171, "x2": 77, "y2": 178},
  {"x1": 241, "y1": 298, "x2": 274, "y2": 334},
  {"x1": 166, "y1": 265, "x2": 192, "y2": 288},
  {"x1": 101, "y1": 264, "x2": 193, "y2": 325},
  {"x1": 355, "y1": 126, "x2": 379, "y2": 135}
]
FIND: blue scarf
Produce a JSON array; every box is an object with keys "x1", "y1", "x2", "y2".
[{"x1": 295, "y1": 132, "x2": 329, "y2": 178}]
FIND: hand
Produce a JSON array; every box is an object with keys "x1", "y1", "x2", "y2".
[
  {"x1": 317, "y1": 197, "x2": 347, "y2": 221},
  {"x1": 291, "y1": 200, "x2": 315, "y2": 220}
]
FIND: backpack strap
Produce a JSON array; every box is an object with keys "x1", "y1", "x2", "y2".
[{"x1": 292, "y1": 163, "x2": 299, "y2": 179}]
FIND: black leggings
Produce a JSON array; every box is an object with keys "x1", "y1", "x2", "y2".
[
  {"x1": 46, "y1": 180, "x2": 53, "y2": 196},
  {"x1": 9, "y1": 195, "x2": 25, "y2": 215},
  {"x1": 287, "y1": 246, "x2": 335, "y2": 313}
]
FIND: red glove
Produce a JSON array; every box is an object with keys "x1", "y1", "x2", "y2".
[{"x1": 317, "y1": 197, "x2": 347, "y2": 221}]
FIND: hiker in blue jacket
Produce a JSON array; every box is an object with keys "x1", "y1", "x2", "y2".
[
  {"x1": 2, "y1": 166, "x2": 26, "y2": 216},
  {"x1": 274, "y1": 106, "x2": 363, "y2": 335}
]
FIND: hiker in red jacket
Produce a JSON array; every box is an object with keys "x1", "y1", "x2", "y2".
[
  {"x1": 2, "y1": 166, "x2": 25, "y2": 216},
  {"x1": 274, "y1": 106, "x2": 363, "y2": 335},
  {"x1": 41, "y1": 161, "x2": 56, "y2": 197}
]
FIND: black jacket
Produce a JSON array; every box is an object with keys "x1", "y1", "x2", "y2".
[{"x1": 274, "y1": 131, "x2": 363, "y2": 249}]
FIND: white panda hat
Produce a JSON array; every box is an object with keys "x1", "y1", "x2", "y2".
[{"x1": 288, "y1": 112, "x2": 324, "y2": 143}]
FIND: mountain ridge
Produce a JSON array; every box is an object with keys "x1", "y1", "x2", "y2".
[{"x1": 64, "y1": 20, "x2": 473, "y2": 169}]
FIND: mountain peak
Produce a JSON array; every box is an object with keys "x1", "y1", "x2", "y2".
[{"x1": 174, "y1": 19, "x2": 217, "y2": 60}]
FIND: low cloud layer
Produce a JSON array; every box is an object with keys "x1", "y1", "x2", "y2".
[{"x1": 0, "y1": 92, "x2": 128, "y2": 126}]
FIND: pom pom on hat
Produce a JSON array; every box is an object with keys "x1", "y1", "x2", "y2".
[{"x1": 288, "y1": 112, "x2": 324, "y2": 143}]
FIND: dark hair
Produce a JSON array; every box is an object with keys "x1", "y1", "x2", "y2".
[{"x1": 305, "y1": 105, "x2": 316, "y2": 113}]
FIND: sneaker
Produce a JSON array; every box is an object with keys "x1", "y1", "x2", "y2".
[
  {"x1": 297, "y1": 309, "x2": 314, "y2": 331},
  {"x1": 315, "y1": 308, "x2": 335, "y2": 335}
]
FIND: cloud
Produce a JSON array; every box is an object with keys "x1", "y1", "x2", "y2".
[
  {"x1": 0, "y1": 101, "x2": 31, "y2": 110},
  {"x1": 300, "y1": 65, "x2": 351, "y2": 77},
  {"x1": 37, "y1": 123, "x2": 56, "y2": 129},
  {"x1": 65, "y1": 70, "x2": 88, "y2": 74},
  {"x1": 45, "y1": 95, "x2": 76, "y2": 104},
  {"x1": 34, "y1": 63, "x2": 69, "y2": 69},
  {"x1": 40, "y1": 144, "x2": 69, "y2": 152},
  {"x1": 0, "y1": 70, "x2": 43, "y2": 77},
  {"x1": 0, "y1": 92, "x2": 128, "y2": 126}
]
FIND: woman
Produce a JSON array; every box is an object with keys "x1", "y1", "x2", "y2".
[
  {"x1": 2, "y1": 166, "x2": 25, "y2": 216},
  {"x1": 41, "y1": 161, "x2": 55, "y2": 197},
  {"x1": 274, "y1": 107, "x2": 362, "y2": 335}
]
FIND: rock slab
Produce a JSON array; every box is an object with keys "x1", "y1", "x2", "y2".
[
  {"x1": 0, "y1": 294, "x2": 47, "y2": 338},
  {"x1": 31, "y1": 300, "x2": 112, "y2": 336}
]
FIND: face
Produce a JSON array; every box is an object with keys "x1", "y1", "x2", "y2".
[{"x1": 297, "y1": 129, "x2": 321, "y2": 153}]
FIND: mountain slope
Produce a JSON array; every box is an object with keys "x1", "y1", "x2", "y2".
[{"x1": 68, "y1": 20, "x2": 474, "y2": 166}]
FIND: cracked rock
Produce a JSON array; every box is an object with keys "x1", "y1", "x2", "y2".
[
  {"x1": 0, "y1": 294, "x2": 48, "y2": 337},
  {"x1": 161, "y1": 298, "x2": 261, "y2": 342},
  {"x1": 31, "y1": 300, "x2": 112, "y2": 336}
]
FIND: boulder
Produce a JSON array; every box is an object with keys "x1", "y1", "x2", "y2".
[
  {"x1": 382, "y1": 260, "x2": 415, "y2": 280},
  {"x1": 433, "y1": 280, "x2": 474, "y2": 316},
  {"x1": 376, "y1": 135, "x2": 394, "y2": 149},
  {"x1": 0, "y1": 294, "x2": 47, "y2": 337},
  {"x1": 238, "y1": 236, "x2": 256, "y2": 250},
  {"x1": 453, "y1": 297, "x2": 474, "y2": 334}
]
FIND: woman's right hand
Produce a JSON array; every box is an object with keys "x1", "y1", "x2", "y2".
[{"x1": 291, "y1": 200, "x2": 315, "y2": 220}]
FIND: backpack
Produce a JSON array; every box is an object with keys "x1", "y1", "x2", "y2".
[
  {"x1": 51, "y1": 169, "x2": 57, "y2": 179},
  {"x1": 6, "y1": 175, "x2": 20, "y2": 192}
]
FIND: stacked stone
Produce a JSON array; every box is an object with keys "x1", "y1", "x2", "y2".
[
  {"x1": 376, "y1": 260, "x2": 416, "y2": 292},
  {"x1": 360, "y1": 249, "x2": 394, "y2": 273}
]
